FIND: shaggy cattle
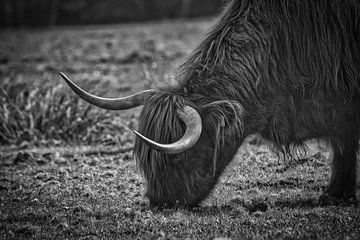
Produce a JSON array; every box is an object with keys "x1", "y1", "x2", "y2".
[{"x1": 60, "y1": 0, "x2": 360, "y2": 207}]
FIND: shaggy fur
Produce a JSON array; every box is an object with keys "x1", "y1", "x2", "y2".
[
  {"x1": 135, "y1": 0, "x2": 360, "y2": 207},
  {"x1": 135, "y1": 93, "x2": 243, "y2": 206}
]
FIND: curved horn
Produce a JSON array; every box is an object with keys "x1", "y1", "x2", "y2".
[
  {"x1": 59, "y1": 72, "x2": 158, "y2": 110},
  {"x1": 133, "y1": 106, "x2": 202, "y2": 154}
]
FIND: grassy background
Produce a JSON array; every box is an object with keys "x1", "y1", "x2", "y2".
[
  {"x1": 0, "y1": 0, "x2": 225, "y2": 27},
  {"x1": 0, "y1": 19, "x2": 359, "y2": 239}
]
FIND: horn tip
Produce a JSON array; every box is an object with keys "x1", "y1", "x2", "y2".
[
  {"x1": 59, "y1": 72, "x2": 67, "y2": 78},
  {"x1": 133, "y1": 130, "x2": 148, "y2": 143},
  {"x1": 59, "y1": 72, "x2": 73, "y2": 85}
]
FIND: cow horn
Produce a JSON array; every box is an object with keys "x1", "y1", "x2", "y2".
[
  {"x1": 133, "y1": 106, "x2": 202, "y2": 154},
  {"x1": 59, "y1": 72, "x2": 158, "y2": 110}
]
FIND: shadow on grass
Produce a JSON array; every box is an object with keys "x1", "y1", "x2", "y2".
[{"x1": 185, "y1": 197, "x2": 322, "y2": 217}]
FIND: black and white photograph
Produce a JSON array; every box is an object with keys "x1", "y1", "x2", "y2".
[{"x1": 0, "y1": 0, "x2": 359, "y2": 239}]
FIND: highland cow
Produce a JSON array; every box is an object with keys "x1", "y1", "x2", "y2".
[{"x1": 60, "y1": 0, "x2": 360, "y2": 207}]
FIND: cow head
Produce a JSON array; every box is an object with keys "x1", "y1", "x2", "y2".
[{"x1": 60, "y1": 72, "x2": 244, "y2": 207}]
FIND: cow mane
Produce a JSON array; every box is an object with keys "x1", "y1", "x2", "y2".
[
  {"x1": 179, "y1": 0, "x2": 360, "y2": 103},
  {"x1": 134, "y1": 92, "x2": 243, "y2": 201}
]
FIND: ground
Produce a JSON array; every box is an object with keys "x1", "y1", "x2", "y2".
[{"x1": 0, "y1": 19, "x2": 359, "y2": 240}]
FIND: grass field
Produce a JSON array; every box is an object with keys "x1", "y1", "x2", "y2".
[{"x1": 0, "y1": 19, "x2": 359, "y2": 239}]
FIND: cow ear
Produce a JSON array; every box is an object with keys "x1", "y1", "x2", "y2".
[{"x1": 200, "y1": 100, "x2": 244, "y2": 143}]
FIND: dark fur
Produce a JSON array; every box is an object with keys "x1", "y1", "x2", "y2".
[{"x1": 135, "y1": 0, "x2": 360, "y2": 207}]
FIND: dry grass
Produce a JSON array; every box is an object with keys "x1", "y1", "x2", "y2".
[{"x1": 0, "y1": 79, "x2": 105, "y2": 145}]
